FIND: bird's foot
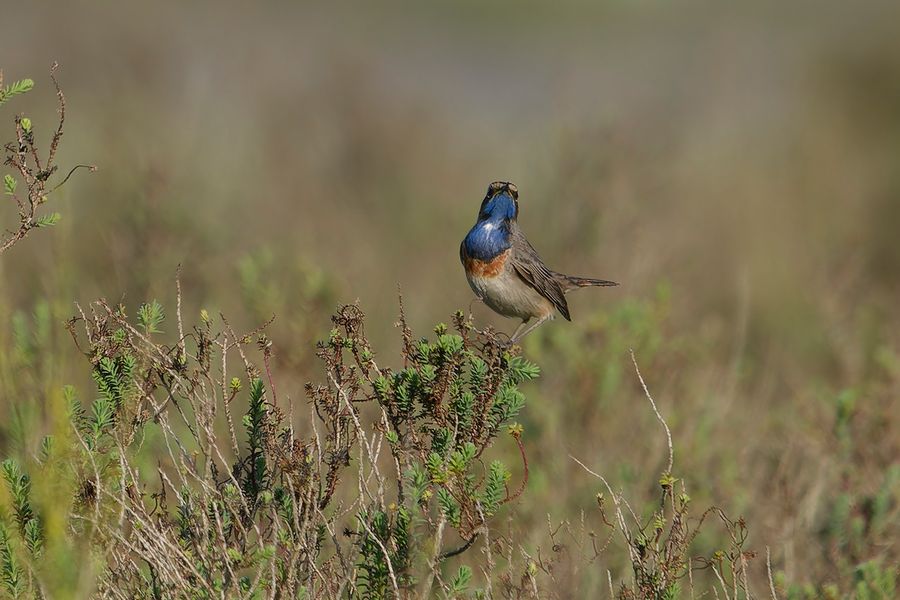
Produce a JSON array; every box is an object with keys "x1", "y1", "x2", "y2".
[{"x1": 496, "y1": 333, "x2": 514, "y2": 349}]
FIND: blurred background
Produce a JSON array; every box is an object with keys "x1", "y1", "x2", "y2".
[{"x1": 2, "y1": 0, "x2": 899, "y2": 594}]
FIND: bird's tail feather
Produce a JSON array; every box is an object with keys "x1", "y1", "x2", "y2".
[{"x1": 560, "y1": 275, "x2": 619, "y2": 289}]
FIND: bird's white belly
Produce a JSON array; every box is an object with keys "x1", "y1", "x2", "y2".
[{"x1": 466, "y1": 268, "x2": 553, "y2": 321}]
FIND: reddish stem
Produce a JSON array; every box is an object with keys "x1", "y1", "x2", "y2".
[{"x1": 504, "y1": 433, "x2": 529, "y2": 504}]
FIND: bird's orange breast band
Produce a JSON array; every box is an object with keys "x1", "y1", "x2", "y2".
[{"x1": 463, "y1": 249, "x2": 510, "y2": 278}]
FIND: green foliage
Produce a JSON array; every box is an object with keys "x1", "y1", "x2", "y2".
[
  {"x1": 136, "y1": 300, "x2": 165, "y2": 334},
  {"x1": 661, "y1": 583, "x2": 680, "y2": 600},
  {"x1": 448, "y1": 442, "x2": 476, "y2": 475},
  {"x1": 22, "y1": 519, "x2": 42, "y2": 558},
  {"x1": 38, "y1": 436, "x2": 53, "y2": 463},
  {"x1": 356, "y1": 509, "x2": 413, "y2": 598},
  {"x1": 241, "y1": 378, "x2": 268, "y2": 501},
  {"x1": 88, "y1": 396, "x2": 115, "y2": 445},
  {"x1": 33, "y1": 212, "x2": 61, "y2": 228},
  {"x1": 505, "y1": 355, "x2": 541, "y2": 383},
  {"x1": 92, "y1": 355, "x2": 134, "y2": 409},
  {"x1": 407, "y1": 464, "x2": 429, "y2": 506},
  {"x1": 0, "y1": 78, "x2": 33, "y2": 106},
  {"x1": 84, "y1": 354, "x2": 137, "y2": 449},
  {"x1": 0, "y1": 524, "x2": 24, "y2": 598},
  {"x1": 0, "y1": 459, "x2": 43, "y2": 597},
  {"x1": 437, "y1": 487, "x2": 461, "y2": 527},
  {"x1": 479, "y1": 461, "x2": 509, "y2": 517},
  {"x1": 445, "y1": 565, "x2": 472, "y2": 597},
  {"x1": 488, "y1": 381, "x2": 526, "y2": 428},
  {"x1": 1, "y1": 460, "x2": 34, "y2": 534},
  {"x1": 854, "y1": 561, "x2": 897, "y2": 600}
]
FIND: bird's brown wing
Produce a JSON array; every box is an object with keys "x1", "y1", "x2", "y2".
[{"x1": 509, "y1": 227, "x2": 571, "y2": 321}]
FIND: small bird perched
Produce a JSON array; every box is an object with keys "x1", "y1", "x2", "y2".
[{"x1": 460, "y1": 181, "x2": 618, "y2": 343}]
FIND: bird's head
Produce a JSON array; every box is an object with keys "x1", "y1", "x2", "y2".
[{"x1": 477, "y1": 181, "x2": 519, "y2": 223}]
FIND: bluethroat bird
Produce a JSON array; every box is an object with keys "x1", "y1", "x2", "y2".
[{"x1": 460, "y1": 181, "x2": 618, "y2": 343}]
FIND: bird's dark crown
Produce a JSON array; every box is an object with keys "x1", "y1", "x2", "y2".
[{"x1": 485, "y1": 181, "x2": 518, "y2": 200}]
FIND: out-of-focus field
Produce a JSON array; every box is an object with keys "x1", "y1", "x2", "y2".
[{"x1": 2, "y1": 0, "x2": 900, "y2": 595}]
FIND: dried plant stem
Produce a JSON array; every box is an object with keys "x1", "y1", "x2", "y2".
[{"x1": 630, "y1": 349, "x2": 674, "y2": 474}]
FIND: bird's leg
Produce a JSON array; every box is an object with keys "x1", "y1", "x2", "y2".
[
  {"x1": 508, "y1": 319, "x2": 530, "y2": 344},
  {"x1": 510, "y1": 314, "x2": 552, "y2": 344}
]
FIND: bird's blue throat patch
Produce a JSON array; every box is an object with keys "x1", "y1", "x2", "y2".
[
  {"x1": 463, "y1": 192, "x2": 516, "y2": 261},
  {"x1": 463, "y1": 221, "x2": 511, "y2": 261}
]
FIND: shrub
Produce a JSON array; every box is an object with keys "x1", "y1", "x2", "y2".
[{"x1": 0, "y1": 285, "x2": 536, "y2": 598}]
